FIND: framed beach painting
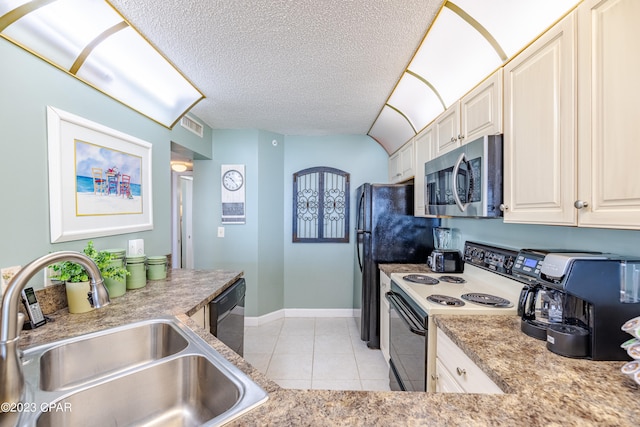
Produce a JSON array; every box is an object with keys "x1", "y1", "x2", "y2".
[{"x1": 47, "y1": 106, "x2": 153, "y2": 243}]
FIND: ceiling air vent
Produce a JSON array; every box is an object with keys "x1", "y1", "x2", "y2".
[{"x1": 180, "y1": 115, "x2": 204, "y2": 137}]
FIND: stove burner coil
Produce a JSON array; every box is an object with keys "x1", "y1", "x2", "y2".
[
  {"x1": 438, "y1": 275, "x2": 466, "y2": 284},
  {"x1": 461, "y1": 293, "x2": 513, "y2": 308},
  {"x1": 426, "y1": 294, "x2": 465, "y2": 307},
  {"x1": 403, "y1": 274, "x2": 439, "y2": 285}
]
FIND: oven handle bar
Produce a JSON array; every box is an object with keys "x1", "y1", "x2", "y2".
[{"x1": 386, "y1": 292, "x2": 426, "y2": 336}]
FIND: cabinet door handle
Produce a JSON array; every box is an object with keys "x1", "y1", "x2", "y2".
[
  {"x1": 574, "y1": 200, "x2": 589, "y2": 209},
  {"x1": 456, "y1": 367, "x2": 467, "y2": 376},
  {"x1": 450, "y1": 136, "x2": 457, "y2": 143},
  {"x1": 499, "y1": 204, "x2": 509, "y2": 211},
  {"x1": 458, "y1": 134, "x2": 464, "y2": 141}
]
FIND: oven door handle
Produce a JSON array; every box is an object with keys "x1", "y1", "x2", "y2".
[{"x1": 386, "y1": 292, "x2": 426, "y2": 336}]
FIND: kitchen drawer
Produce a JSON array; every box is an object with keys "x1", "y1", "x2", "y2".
[
  {"x1": 436, "y1": 328, "x2": 503, "y2": 394},
  {"x1": 435, "y1": 358, "x2": 464, "y2": 393}
]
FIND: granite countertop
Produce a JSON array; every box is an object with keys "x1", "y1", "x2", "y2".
[
  {"x1": 379, "y1": 263, "x2": 431, "y2": 276},
  {"x1": 18, "y1": 268, "x2": 640, "y2": 426},
  {"x1": 19, "y1": 269, "x2": 243, "y2": 348}
]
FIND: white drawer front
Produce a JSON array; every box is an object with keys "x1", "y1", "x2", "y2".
[
  {"x1": 435, "y1": 358, "x2": 464, "y2": 393},
  {"x1": 436, "y1": 328, "x2": 503, "y2": 394}
]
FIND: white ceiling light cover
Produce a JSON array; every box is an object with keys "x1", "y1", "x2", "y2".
[
  {"x1": 370, "y1": 0, "x2": 580, "y2": 154},
  {"x1": 454, "y1": 0, "x2": 579, "y2": 58},
  {"x1": 0, "y1": 0, "x2": 203, "y2": 127},
  {"x1": 369, "y1": 105, "x2": 417, "y2": 154},
  {"x1": 387, "y1": 72, "x2": 446, "y2": 135},
  {"x1": 408, "y1": 7, "x2": 502, "y2": 108}
]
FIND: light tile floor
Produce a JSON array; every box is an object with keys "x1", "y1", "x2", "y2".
[{"x1": 244, "y1": 317, "x2": 391, "y2": 391}]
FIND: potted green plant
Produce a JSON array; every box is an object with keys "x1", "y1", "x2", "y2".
[{"x1": 51, "y1": 241, "x2": 129, "y2": 312}]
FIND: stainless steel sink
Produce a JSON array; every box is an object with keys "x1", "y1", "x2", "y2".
[
  {"x1": 37, "y1": 355, "x2": 242, "y2": 427},
  {"x1": 18, "y1": 317, "x2": 268, "y2": 426},
  {"x1": 38, "y1": 320, "x2": 188, "y2": 391}
]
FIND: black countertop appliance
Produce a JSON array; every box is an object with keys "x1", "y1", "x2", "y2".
[
  {"x1": 353, "y1": 183, "x2": 439, "y2": 349},
  {"x1": 536, "y1": 253, "x2": 640, "y2": 360}
]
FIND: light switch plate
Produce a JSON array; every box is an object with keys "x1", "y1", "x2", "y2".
[
  {"x1": 128, "y1": 239, "x2": 144, "y2": 256},
  {"x1": 217, "y1": 227, "x2": 225, "y2": 238}
]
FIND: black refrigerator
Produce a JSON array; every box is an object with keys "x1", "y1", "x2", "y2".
[{"x1": 354, "y1": 183, "x2": 439, "y2": 349}]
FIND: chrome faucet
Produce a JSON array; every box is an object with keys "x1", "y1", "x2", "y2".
[{"x1": 0, "y1": 251, "x2": 110, "y2": 416}]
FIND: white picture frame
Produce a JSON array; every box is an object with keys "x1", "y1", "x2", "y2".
[{"x1": 47, "y1": 106, "x2": 153, "y2": 243}]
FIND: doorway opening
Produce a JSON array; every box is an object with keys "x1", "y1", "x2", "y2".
[{"x1": 172, "y1": 173, "x2": 193, "y2": 269}]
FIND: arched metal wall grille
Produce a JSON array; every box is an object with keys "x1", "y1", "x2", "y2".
[{"x1": 293, "y1": 167, "x2": 350, "y2": 243}]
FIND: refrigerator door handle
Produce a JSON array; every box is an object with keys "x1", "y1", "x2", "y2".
[{"x1": 356, "y1": 190, "x2": 367, "y2": 271}]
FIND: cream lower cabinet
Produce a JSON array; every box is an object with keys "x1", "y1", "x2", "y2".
[
  {"x1": 379, "y1": 272, "x2": 391, "y2": 364},
  {"x1": 190, "y1": 304, "x2": 210, "y2": 332},
  {"x1": 503, "y1": 11, "x2": 577, "y2": 226},
  {"x1": 575, "y1": 0, "x2": 640, "y2": 229},
  {"x1": 435, "y1": 328, "x2": 502, "y2": 394}
]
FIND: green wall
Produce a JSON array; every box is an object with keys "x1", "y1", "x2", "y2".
[
  {"x1": 193, "y1": 132, "x2": 388, "y2": 316},
  {"x1": 283, "y1": 135, "x2": 388, "y2": 309},
  {"x1": 0, "y1": 38, "x2": 211, "y2": 288},
  {"x1": 192, "y1": 129, "x2": 286, "y2": 317},
  {"x1": 443, "y1": 218, "x2": 640, "y2": 257}
]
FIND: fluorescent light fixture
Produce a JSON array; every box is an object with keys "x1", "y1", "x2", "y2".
[
  {"x1": 0, "y1": 0, "x2": 203, "y2": 128},
  {"x1": 369, "y1": 0, "x2": 580, "y2": 154}
]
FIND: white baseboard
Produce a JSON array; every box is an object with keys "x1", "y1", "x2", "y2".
[{"x1": 245, "y1": 308, "x2": 356, "y2": 327}]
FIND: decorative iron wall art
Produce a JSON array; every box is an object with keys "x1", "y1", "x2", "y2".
[{"x1": 293, "y1": 167, "x2": 349, "y2": 243}]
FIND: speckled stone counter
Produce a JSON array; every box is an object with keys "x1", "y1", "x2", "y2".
[
  {"x1": 19, "y1": 269, "x2": 243, "y2": 348},
  {"x1": 379, "y1": 263, "x2": 431, "y2": 276},
  {"x1": 17, "y1": 269, "x2": 640, "y2": 426}
]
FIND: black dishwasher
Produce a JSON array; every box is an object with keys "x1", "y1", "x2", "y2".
[{"x1": 209, "y1": 278, "x2": 245, "y2": 356}]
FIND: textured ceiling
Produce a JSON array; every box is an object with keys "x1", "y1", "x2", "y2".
[{"x1": 109, "y1": 0, "x2": 443, "y2": 136}]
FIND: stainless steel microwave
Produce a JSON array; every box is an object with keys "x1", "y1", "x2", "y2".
[{"x1": 424, "y1": 134, "x2": 503, "y2": 218}]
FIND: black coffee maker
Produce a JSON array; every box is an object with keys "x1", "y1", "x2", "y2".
[
  {"x1": 515, "y1": 249, "x2": 594, "y2": 344},
  {"x1": 532, "y1": 253, "x2": 640, "y2": 360},
  {"x1": 518, "y1": 284, "x2": 565, "y2": 341}
]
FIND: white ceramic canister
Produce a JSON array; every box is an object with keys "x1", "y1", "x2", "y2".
[
  {"x1": 126, "y1": 254, "x2": 147, "y2": 290},
  {"x1": 146, "y1": 256, "x2": 167, "y2": 280}
]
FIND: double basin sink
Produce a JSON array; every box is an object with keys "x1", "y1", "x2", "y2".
[{"x1": 17, "y1": 317, "x2": 268, "y2": 426}]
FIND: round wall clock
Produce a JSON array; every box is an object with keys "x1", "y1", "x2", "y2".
[{"x1": 222, "y1": 169, "x2": 244, "y2": 191}]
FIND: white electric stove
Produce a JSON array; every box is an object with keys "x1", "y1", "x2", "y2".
[
  {"x1": 390, "y1": 264, "x2": 523, "y2": 316},
  {"x1": 387, "y1": 241, "x2": 525, "y2": 393}
]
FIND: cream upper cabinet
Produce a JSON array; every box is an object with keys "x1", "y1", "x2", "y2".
[
  {"x1": 388, "y1": 150, "x2": 402, "y2": 182},
  {"x1": 434, "y1": 103, "x2": 461, "y2": 157},
  {"x1": 434, "y1": 69, "x2": 503, "y2": 158},
  {"x1": 502, "y1": 11, "x2": 577, "y2": 226},
  {"x1": 576, "y1": 0, "x2": 640, "y2": 229},
  {"x1": 389, "y1": 139, "x2": 415, "y2": 183},
  {"x1": 414, "y1": 126, "x2": 433, "y2": 216},
  {"x1": 460, "y1": 69, "x2": 503, "y2": 144}
]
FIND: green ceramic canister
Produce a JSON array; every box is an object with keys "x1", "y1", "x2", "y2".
[
  {"x1": 104, "y1": 248, "x2": 127, "y2": 297},
  {"x1": 147, "y1": 256, "x2": 167, "y2": 280},
  {"x1": 126, "y1": 254, "x2": 147, "y2": 290}
]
